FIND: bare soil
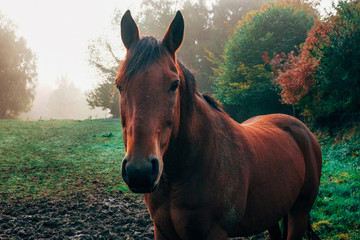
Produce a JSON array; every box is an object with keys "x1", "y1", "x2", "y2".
[
  {"x1": 0, "y1": 193, "x2": 153, "y2": 240},
  {"x1": 0, "y1": 193, "x2": 268, "y2": 239}
]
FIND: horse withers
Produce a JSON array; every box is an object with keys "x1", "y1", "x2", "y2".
[{"x1": 116, "y1": 10, "x2": 322, "y2": 240}]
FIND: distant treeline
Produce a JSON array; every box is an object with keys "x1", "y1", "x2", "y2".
[{"x1": 87, "y1": 0, "x2": 360, "y2": 131}]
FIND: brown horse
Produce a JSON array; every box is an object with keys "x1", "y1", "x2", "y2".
[{"x1": 116, "y1": 10, "x2": 322, "y2": 240}]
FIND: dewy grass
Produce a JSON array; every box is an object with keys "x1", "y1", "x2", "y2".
[
  {"x1": 0, "y1": 119, "x2": 128, "y2": 201},
  {"x1": 312, "y1": 134, "x2": 360, "y2": 239}
]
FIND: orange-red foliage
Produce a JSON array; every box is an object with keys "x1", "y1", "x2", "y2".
[{"x1": 270, "y1": 19, "x2": 333, "y2": 105}]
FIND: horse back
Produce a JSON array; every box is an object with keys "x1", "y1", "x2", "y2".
[
  {"x1": 242, "y1": 114, "x2": 322, "y2": 198},
  {"x1": 224, "y1": 114, "x2": 322, "y2": 235},
  {"x1": 242, "y1": 113, "x2": 322, "y2": 181}
]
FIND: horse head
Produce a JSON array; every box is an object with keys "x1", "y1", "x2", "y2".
[{"x1": 117, "y1": 11, "x2": 184, "y2": 193}]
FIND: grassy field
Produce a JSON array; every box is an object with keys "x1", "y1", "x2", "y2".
[
  {"x1": 0, "y1": 119, "x2": 128, "y2": 201},
  {"x1": 0, "y1": 119, "x2": 359, "y2": 239}
]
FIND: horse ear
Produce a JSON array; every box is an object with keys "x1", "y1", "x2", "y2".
[
  {"x1": 163, "y1": 11, "x2": 184, "y2": 55},
  {"x1": 121, "y1": 10, "x2": 140, "y2": 50}
]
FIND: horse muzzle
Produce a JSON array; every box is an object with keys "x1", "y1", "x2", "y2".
[{"x1": 121, "y1": 155, "x2": 160, "y2": 193}]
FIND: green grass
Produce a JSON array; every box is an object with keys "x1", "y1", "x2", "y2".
[
  {"x1": 0, "y1": 119, "x2": 359, "y2": 238},
  {"x1": 0, "y1": 119, "x2": 128, "y2": 201},
  {"x1": 312, "y1": 134, "x2": 360, "y2": 240}
]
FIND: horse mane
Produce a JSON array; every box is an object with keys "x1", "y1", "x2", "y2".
[
  {"x1": 202, "y1": 93, "x2": 223, "y2": 112},
  {"x1": 176, "y1": 62, "x2": 223, "y2": 113},
  {"x1": 116, "y1": 36, "x2": 223, "y2": 114},
  {"x1": 176, "y1": 61, "x2": 196, "y2": 115}
]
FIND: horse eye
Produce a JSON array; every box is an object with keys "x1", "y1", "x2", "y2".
[
  {"x1": 117, "y1": 85, "x2": 123, "y2": 93},
  {"x1": 169, "y1": 80, "x2": 180, "y2": 92}
]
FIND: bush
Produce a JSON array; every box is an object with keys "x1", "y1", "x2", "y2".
[
  {"x1": 272, "y1": 1, "x2": 360, "y2": 129},
  {"x1": 211, "y1": 5, "x2": 314, "y2": 121}
]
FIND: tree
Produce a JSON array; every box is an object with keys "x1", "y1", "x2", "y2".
[
  {"x1": 87, "y1": 31, "x2": 121, "y2": 117},
  {"x1": 0, "y1": 14, "x2": 37, "y2": 119},
  {"x1": 270, "y1": 19, "x2": 331, "y2": 105},
  {"x1": 87, "y1": 0, "x2": 272, "y2": 115},
  {"x1": 211, "y1": 3, "x2": 315, "y2": 122},
  {"x1": 86, "y1": 68, "x2": 119, "y2": 118},
  {"x1": 47, "y1": 76, "x2": 101, "y2": 120},
  {"x1": 271, "y1": 0, "x2": 360, "y2": 128},
  {"x1": 137, "y1": 0, "x2": 272, "y2": 91}
]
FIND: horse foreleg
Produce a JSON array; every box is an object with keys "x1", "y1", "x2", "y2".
[
  {"x1": 268, "y1": 222, "x2": 282, "y2": 240},
  {"x1": 154, "y1": 224, "x2": 180, "y2": 240},
  {"x1": 286, "y1": 209, "x2": 309, "y2": 240},
  {"x1": 282, "y1": 215, "x2": 288, "y2": 240},
  {"x1": 154, "y1": 224, "x2": 169, "y2": 240},
  {"x1": 205, "y1": 223, "x2": 228, "y2": 240}
]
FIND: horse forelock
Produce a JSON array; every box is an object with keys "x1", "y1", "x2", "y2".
[{"x1": 116, "y1": 36, "x2": 169, "y2": 87}]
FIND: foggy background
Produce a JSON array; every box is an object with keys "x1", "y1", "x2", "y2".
[
  {"x1": 19, "y1": 76, "x2": 109, "y2": 120},
  {"x1": 0, "y1": 0, "x2": 337, "y2": 120}
]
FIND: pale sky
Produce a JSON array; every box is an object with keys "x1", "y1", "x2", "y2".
[
  {"x1": 1, "y1": 0, "x2": 336, "y2": 92},
  {"x1": 0, "y1": 0, "x2": 141, "y2": 91}
]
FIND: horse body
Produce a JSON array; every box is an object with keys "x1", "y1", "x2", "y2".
[
  {"x1": 117, "y1": 10, "x2": 322, "y2": 239},
  {"x1": 144, "y1": 93, "x2": 321, "y2": 239}
]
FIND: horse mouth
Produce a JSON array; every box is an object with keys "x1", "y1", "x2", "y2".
[{"x1": 129, "y1": 183, "x2": 158, "y2": 194}]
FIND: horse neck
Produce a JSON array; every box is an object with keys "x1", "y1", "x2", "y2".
[{"x1": 163, "y1": 90, "x2": 224, "y2": 182}]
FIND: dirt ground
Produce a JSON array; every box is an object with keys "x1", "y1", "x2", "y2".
[{"x1": 0, "y1": 193, "x2": 268, "y2": 239}]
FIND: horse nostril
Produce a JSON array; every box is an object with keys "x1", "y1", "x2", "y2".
[
  {"x1": 150, "y1": 157, "x2": 160, "y2": 183},
  {"x1": 121, "y1": 157, "x2": 129, "y2": 182}
]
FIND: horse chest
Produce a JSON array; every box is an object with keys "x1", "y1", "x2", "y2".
[
  {"x1": 146, "y1": 191, "x2": 220, "y2": 239},
  {"x1": 154, "y1": 208, "x2": 181, "y2": 239},
  {"x1": 144, "y1": 193, "x2": 178, "y2": 239}
]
